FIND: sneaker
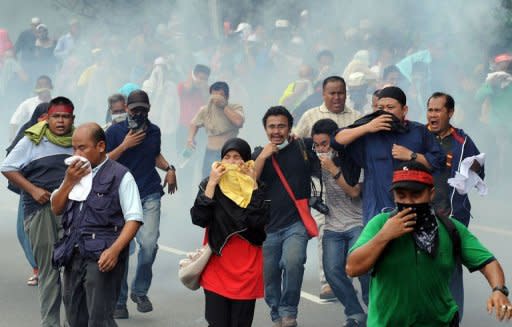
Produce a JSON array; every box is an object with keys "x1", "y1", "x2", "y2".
[
  {"x1": 282, "y1": 316, "x2": 298, "y2": 327},
  {"x1": 113, "y1": 305, "x2": 129, "y2": 319},
  {"x1": 343, "y1": 319, "x2": 365, "y2": 327},
  {"x1": 130, "y1": 293, "x2": 153, "y2": 313},
  {"x1": 26, "y1": 274, "x2": 38, "y2": 286},
  {"x1": 319, "y1": 285, "x2": 337, "y2": 302}
]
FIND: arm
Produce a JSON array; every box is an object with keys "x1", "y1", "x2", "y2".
[
  {"x1": 107, "y1": 130, "x2": 146, "y2": 161},
  {"x1": 391, "y1": 144, "x2": 432, "y2": 169},
  {"x1": 190, "y1": 164, "x2": 226, "y2": 227},
  {"x1": 335, "y1": 114, "x2": 393, "y2": 146},
  {"x1": 346, "y1": 208, "x2": 416, "y2": 277},
  {"x1": 319, "y1": 157, "x2": 361, "y2": 198},
  {"x1": 187, "y1": 124, "x2": 199, "y2": 149},
  {"x1": 253, "y1": 143, "x2": 278, "y2": 180},
  {"x1": 481, "y1": 260, "x2": 512, "y2": 321},
  {"x1": 223, "y1": 105, "x2": 244, "y2": 127},
  {"x1": 155, "y1": 153, "x2": 177, "y2": 194},
  {"x1": 3, "y1": 171, "x2": 51, "y2": 205},
  {"x1": 97, "y1": 221, "x2": 141, "y2": 272}
]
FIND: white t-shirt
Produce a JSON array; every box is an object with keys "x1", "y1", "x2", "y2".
[{"x1": 10, "y1": 96, "x2": 42, "y2": 126}]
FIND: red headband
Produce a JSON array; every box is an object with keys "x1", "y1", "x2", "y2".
[
  {"x1": 48, "y1": 104, "x2": 73, "y2": 115},
  {"x1": 392, "y1": 170, "x2": 433, "y2": 186}
]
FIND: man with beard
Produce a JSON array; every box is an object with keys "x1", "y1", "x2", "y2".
[
  {"x1": 105, "y1": 90, "x2": 177, "y2": 318},
  {"x1": 2, "y1": 96, "x2": 75, "y2": 326},
  {"x1": 346, "y1": 162, "x2": 511, "y2": 326},
  {"x1": 333, "y1": 86, "x2": 445, "y2": 224},
  {"x1": 187, "y1": 81, "x2": 244, "y2": 178}
]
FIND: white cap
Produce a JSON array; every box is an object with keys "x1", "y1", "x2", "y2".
[
  {"x1": 31, "y1": 17, "x2": 41, "y2": 25},
  {"x1": 347, "y1": 72, "x2": 367, "y2": 87},
  {"x1": 275, "y1": 19, "x2": 289, "y2": 28},
  {"x1": 36, "y1": 24, "x2": 47, "y2": 31},
  {"x1": 235, "y1": 22, "x2": 251, "y2": 33},
  {"x1": 291, "y1": 36, "x2": 304, "y2": 45},
  {"x1": 154, "y1": 56, "x2": 166, "y2": 65},
  {"x1": 300, "y1": 10, "x2": 309, "y2": 17}
]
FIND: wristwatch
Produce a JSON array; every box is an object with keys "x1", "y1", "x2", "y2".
[
  {"x1": 165, "y1": 165, "x2": 176, "y2": 172},
  {"x1": 493, "y1": 285, "x2": 509, "y2": 297},
  {"x1": 410, "y1": 152, "x2": 418, "y2": 161}
]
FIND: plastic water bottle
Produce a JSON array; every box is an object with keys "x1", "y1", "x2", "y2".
[{"x1": 178, "y1": 147, "x2": 195, "y2": 169}]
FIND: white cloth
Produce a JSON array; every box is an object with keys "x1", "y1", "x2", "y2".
[
  {"x1": 10, "y1": 96, "x2": 42, "y2": 126},
  {"x1": 448, "y1": 153, "x2": 487, "y2": 196},
  {"x1": 64, "y1": 155, "x2": 92, "y2": 201}
]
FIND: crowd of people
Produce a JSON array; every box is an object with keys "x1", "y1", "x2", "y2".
[{"x1": 1, "y1": 8, "x2": 512, "y2": 327}]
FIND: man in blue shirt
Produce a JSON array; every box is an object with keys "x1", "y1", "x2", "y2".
[
  {"x1": 106, "y1": 90, "x2": 177, "y2": 318},
  {"x1": 333, "y1": 86, "x2": 445, "y2": 224}
]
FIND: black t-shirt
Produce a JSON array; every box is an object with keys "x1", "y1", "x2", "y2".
[
  {"x1": 252, "y1": 139, "x2": 315, "y2": 233},
  {"x1": 432, "y1": 134, "x2": 453, "y2": 215}
]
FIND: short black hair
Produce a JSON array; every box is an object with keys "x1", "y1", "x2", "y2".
[
  {"x1": 209, "y1": 81, "x2": 230, "y2": 99},
  {"x1": 317, "y1": 49, "x2": 334, "y2": 61},
  {"x1": 193, "y1": 64, "x2": 211, "y2": 77},
  {"x1": 262, "y1": 106, "x2": 293, "y2": 127},
  {"x1": 108, "y1": 93, "x2": 126, "y2": 109},
  {"x1": 49, "y1": 96, "x2": 74, "y2": 111},
  {"x1": 427, "y1": 92, "x2": 455, "y2": 112},
  {"x1": 322, "y1": 76, "x2": 346, "y2": 91},
  {"x1": 311, "y1": 118, "x2": 338, "y2": 137}
]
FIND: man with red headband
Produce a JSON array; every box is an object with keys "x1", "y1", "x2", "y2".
[
  {"x1": 1, "y1": 96, "x2": 75, "y2": 327},
  {"x1": 346, "y1": 161, "x2": 511, "y2": 326}
]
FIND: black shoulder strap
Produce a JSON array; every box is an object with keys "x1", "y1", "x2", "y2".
[{"x1": 438, "y1": 214, "x2": 462, "y2": 264}]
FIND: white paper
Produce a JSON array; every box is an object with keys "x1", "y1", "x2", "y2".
[
  {"x1": 64, "y1": 155, "x2": 93, "y2": 201},
  {"x1": 447, "y1": 153, "x2": 487, "y2": 196}
]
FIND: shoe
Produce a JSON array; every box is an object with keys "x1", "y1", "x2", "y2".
[
  {"x1": 282, "y1": 316, "x2": 297, "y2": 327},
  {"x1": 319, "y1": 285, "x2": 337, "y2": 302},
  {"x1": 113, "y1": 305, "x2": 129, "y2": 319},
  {"x1": 343, "y1": 319, "x2": 365, "y2": 327},
  {"x1": 130, "y1": 293, "x2": 153, "y2": 313},
  {"x1": 27, "y1": 274, "x2": 38, "y2": 286}
]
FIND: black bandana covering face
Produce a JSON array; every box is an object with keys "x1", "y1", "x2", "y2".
[{"x1": 396, "y1": 202, "x2": 439, "y2": 257}]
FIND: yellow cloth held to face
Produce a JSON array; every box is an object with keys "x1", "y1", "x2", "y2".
[{"x1": 217, "y1": 160, "x2": 255, "y2": 208}]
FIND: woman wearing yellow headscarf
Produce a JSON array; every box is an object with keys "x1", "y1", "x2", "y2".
[{"x1": 191, "y1": 137, "x2": 269, "y2": 327}]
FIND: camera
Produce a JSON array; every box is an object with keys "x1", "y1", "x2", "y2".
[{"x1": 309, "y1": 196, "x2": 329, "y2": 215}]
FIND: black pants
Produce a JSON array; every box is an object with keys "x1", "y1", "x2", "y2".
[
  {"x1": 449, "y1": 312, "x2": 460, "y2": 327},
  {"x1": 63, "y1": 251, "x2": 126, "y2": 327},
  {"x1": 204, "y1": 289, "x2": 256, "y2": 327}
]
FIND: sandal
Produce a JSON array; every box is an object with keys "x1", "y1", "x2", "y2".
[{"x1": 27, "y1": 274, "x2": 38, "y2": 286}]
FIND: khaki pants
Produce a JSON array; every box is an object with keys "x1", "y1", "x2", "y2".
[{"x1": 25, "y1": 205, "x2": 62, "y2": 327}]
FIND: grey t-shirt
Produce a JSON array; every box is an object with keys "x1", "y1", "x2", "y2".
[{"x1": 322, "y1": 169, "x2": 364, "y2": 232}]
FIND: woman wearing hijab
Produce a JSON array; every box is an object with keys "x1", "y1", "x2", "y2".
[
  {"x1": 190, "y1": 137, "x2": 269, "y2": 327},
  {"x1": 5, "y1": 102, "x2": 49, "y2": 286}
]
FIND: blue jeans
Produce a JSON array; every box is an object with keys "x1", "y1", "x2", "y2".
[
  {"x1": 117, "y1": 193, "x2": 161, "y2": 306},
  {"x1": 263, "y1": 221, "x2": 308, "y2": 322},
  {"x1": 17, "y1": 198, "x2": 37, "y2": 269},
  {"x1": 323, "y1": 228, "x2": 369, "y2": 323}
]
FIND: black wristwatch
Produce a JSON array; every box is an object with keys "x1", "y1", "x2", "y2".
[
  {"x1": 165, "y1": 165, "x2": 176, "y2": 172},
  {"x1": 410, "y1": 152, "x2": 418, "y2": 161},
  {"x1": 493, "y1": 285, "x2": 509, "y2": 297}
]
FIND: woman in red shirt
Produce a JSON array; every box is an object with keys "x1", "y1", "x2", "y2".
[{"x1": 191, "y1": 138, "x2": 269, "y2": 327}]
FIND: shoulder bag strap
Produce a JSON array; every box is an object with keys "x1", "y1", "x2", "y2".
[{"x1": 271, "y1": 155, "x2": 297, "y2": 202}]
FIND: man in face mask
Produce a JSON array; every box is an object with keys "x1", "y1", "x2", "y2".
[
  {"x1": 103, "y1": 93, "x2": 128, "y2": 131},
  {"x1": 311, "y1": 118, "x2": 368, "y2": 327},
  {"x1": 105, "y1": 89, "x2": 178, "y2": 318},
  {"x1": 346, "y1": 161, "x2": 512, "y2": 326}
]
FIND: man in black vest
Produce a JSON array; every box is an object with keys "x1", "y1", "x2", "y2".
[{"x1": 51, "y1": 123, "x2": 143, "y2": 326}]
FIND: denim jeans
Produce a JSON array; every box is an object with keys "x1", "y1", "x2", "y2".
[
  {"x1": 116, "y1": 192, "x2": 161, "y2": 306},
  {"x1": 322, "y1": 227, "x2": 369, "y2": 323},
  {"x1": 263, "y1": 220, "x2": 308, "y2": 322},
  {"x1": 17, "y1": 197, "x2": 37, "y2": 269}
]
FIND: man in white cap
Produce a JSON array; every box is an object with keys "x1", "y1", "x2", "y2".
[
  {"x1": 14, "y1": 17, "x2": 40, "y2": 66},
  {"x1": 346, "y1": 72, "x2": 374, "y2": 114}
]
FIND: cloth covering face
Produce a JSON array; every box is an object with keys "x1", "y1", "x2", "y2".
[
  {"x1": 63, "y1": 155, "x2": 92, "y2": 201},
  {"x1": 218, "y1": 161, "x2": 255, "y2": 208}
]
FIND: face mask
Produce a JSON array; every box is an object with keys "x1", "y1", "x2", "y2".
[
  {"x1": 127, "y1": 112, "x2": 148, "y2": 131},
  {"x1": 276, "y1": 138, "x2": 289, "y2": 150},
  {"x1": 396, "y1": 202, "x2": 432, "y2": 224},
  {"x1": 111, "y1": 112, "x2": 127, "y2": 124},
  {"x1": 316, "y1": 151, "x2": 334, "y2": 160}
]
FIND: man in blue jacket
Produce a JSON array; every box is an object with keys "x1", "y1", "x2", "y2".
[
  {"x1": 426, "y1": 91, "x2": 485, "y2": 320},
  {"x1": 333, "y1": 86, "x2": 445, "y2": 224}
]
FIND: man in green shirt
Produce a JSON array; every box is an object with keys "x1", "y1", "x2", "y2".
[{"x1": 346, "y1": 161, "x2": 511, "y2": 326}]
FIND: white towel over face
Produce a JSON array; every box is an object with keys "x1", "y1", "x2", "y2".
[{"x1": 64, "y1": 155, "x2": 93, "y2": 201}]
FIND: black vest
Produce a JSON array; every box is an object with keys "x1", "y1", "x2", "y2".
[{"x1": 53, "y1": 159, "x2": 129, "y2": 267}]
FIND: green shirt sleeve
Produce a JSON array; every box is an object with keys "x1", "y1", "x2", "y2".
[
  {"x1": 452, "y1": 218, "x2": 495, "y2": 272},
  {"x1": 350, "y1": 213, "x2": 388, "y2": 253}
]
